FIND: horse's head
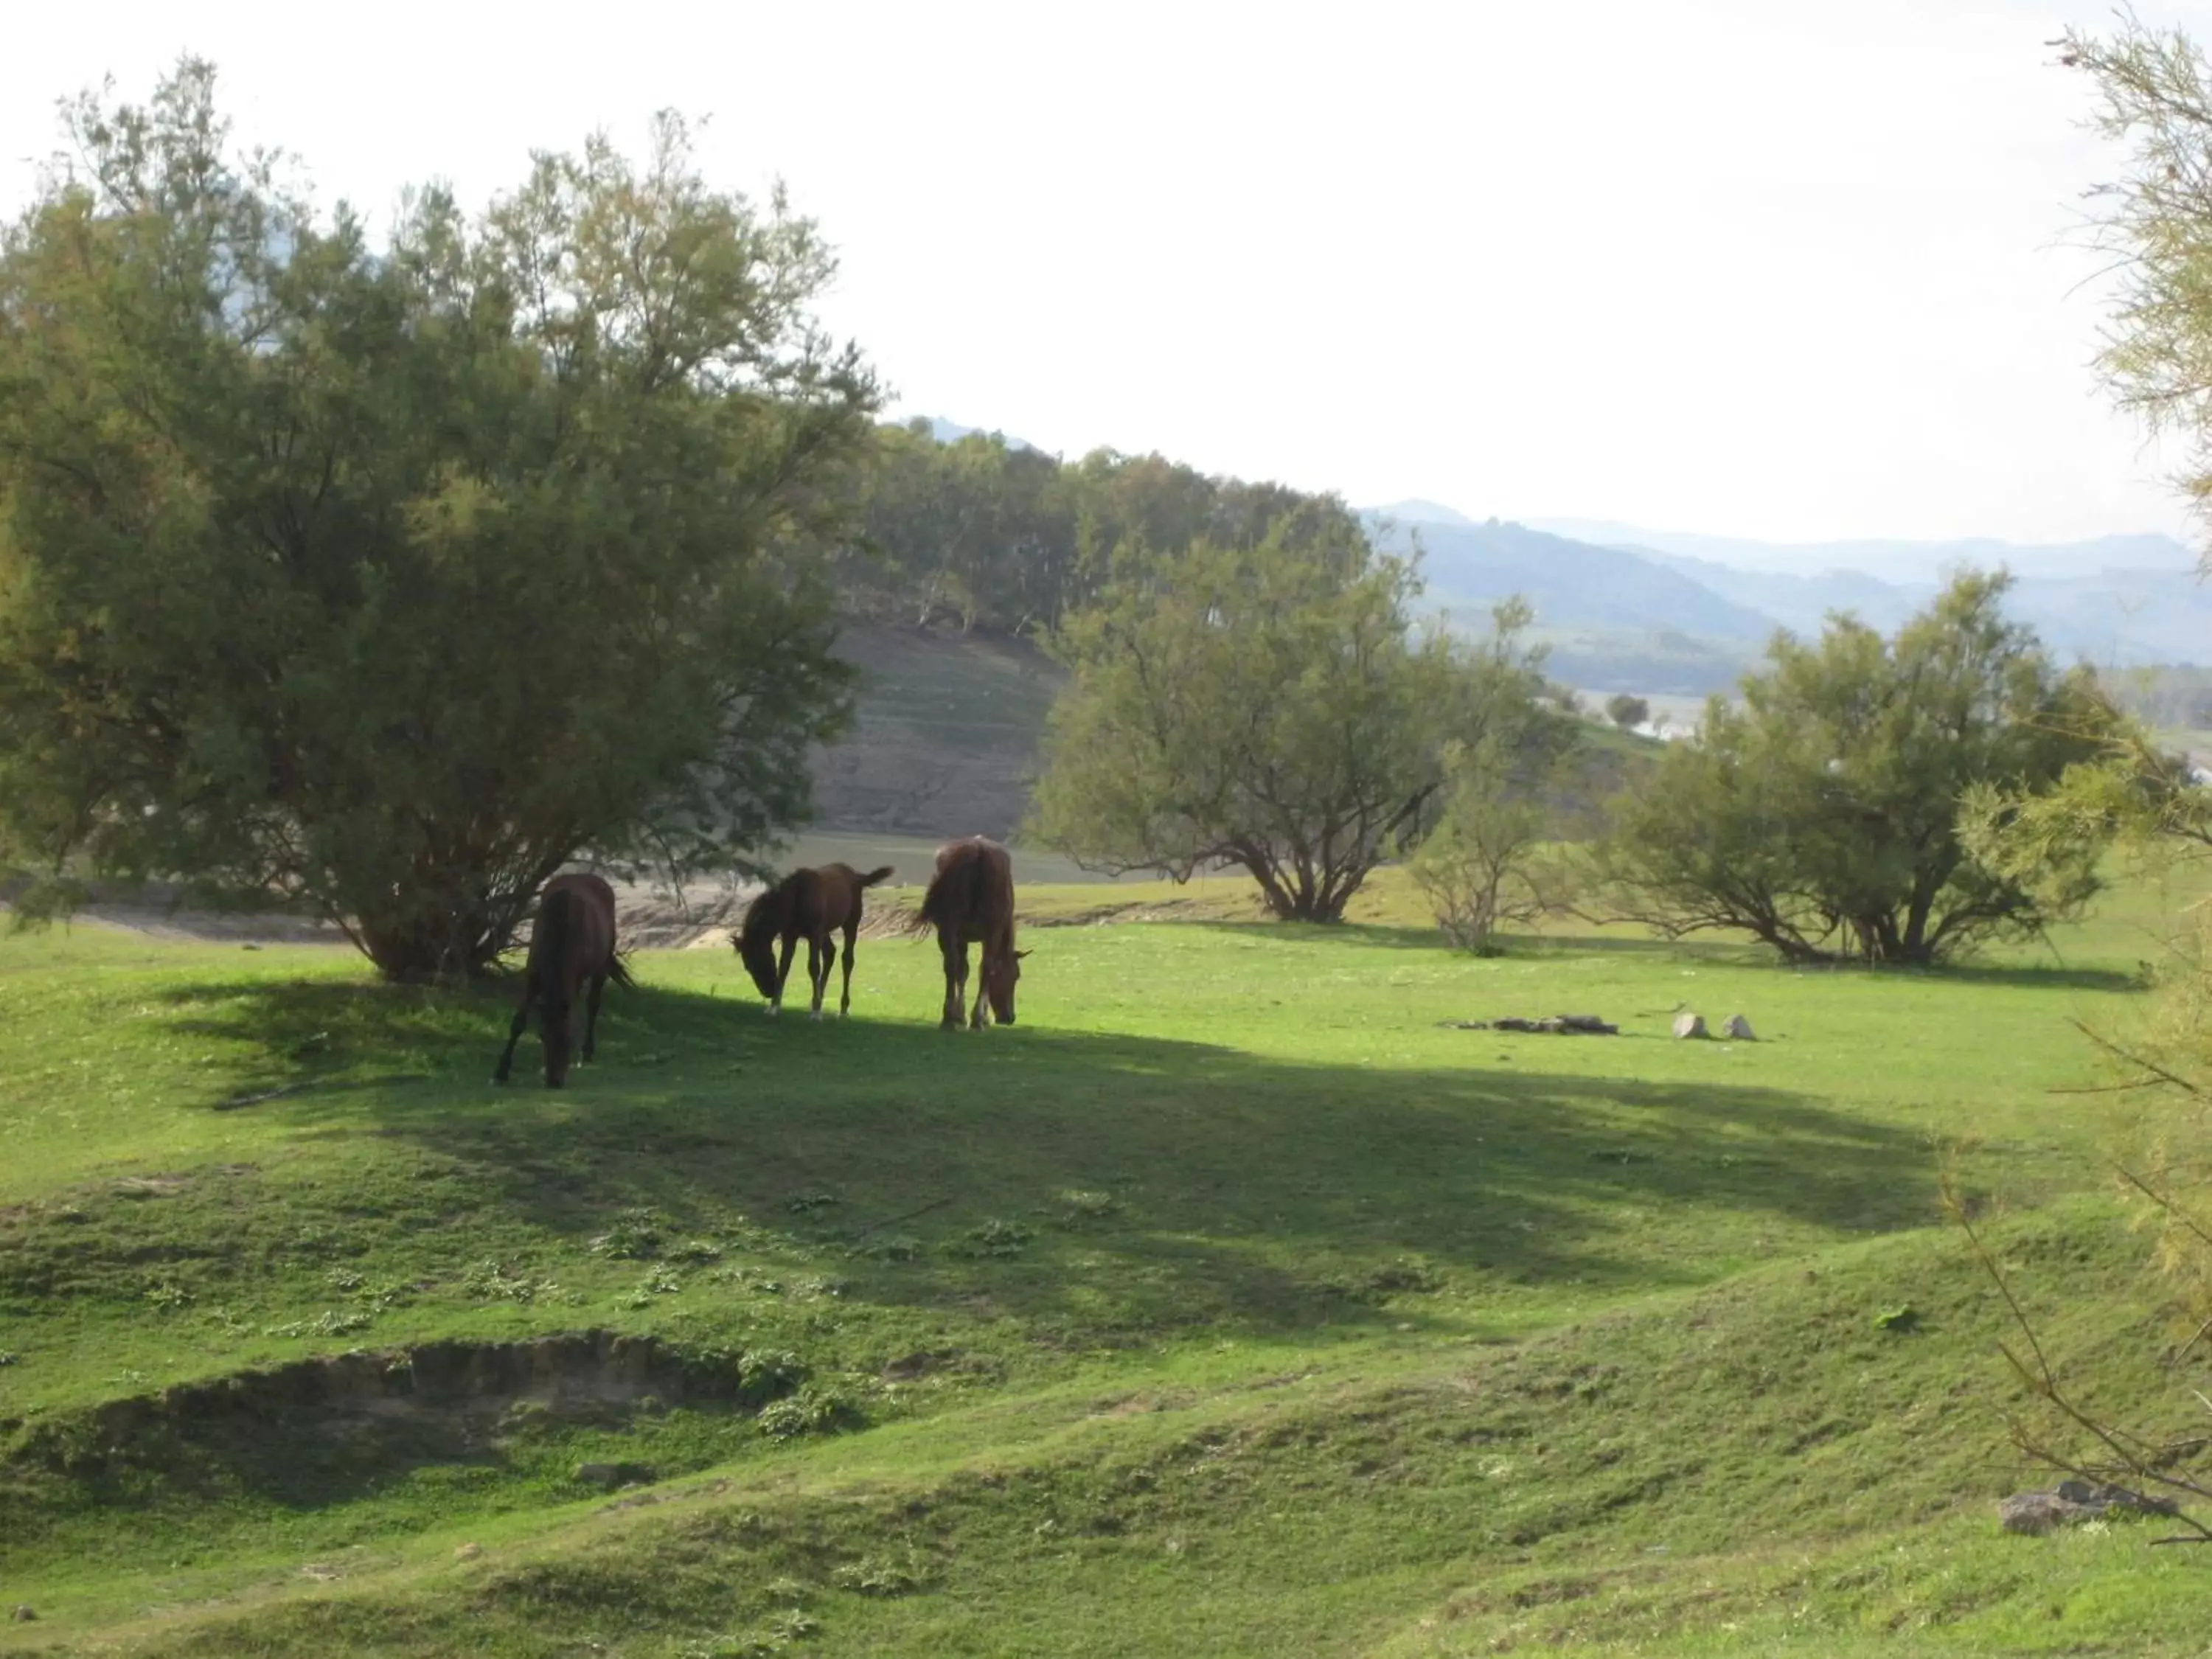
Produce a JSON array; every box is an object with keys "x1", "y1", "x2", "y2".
[
  {"x1": 540, "y1": 991, "x2": 575, "y2": 1088},
  {"x1": 735, "y1": 891, "x2": 782, "y2": 1002},
  {"x1": 985, "y1": 947, "x2": 1030, "y2": 1026}
]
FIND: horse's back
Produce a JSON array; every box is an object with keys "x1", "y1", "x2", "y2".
[
  {"x1": 812, "y1": 863, "x2": 883, "y2": 930},
  {"x1": 541, "y1": 872, "x2": 618, "y2": 963},
  {"x1": 924, "y1": 838, "x2": 1014, "y2": 937},
  {"x1": 546, "y1": 871, "x2": 616, "y2": 915}
]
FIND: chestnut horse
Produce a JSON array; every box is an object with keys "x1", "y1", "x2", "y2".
[
  {"x1": 494, "y1": 872, "x2": 631, "y2": 1088},
  {"x1": 737, "y1": 863, "x2": 897, "y2": 1020},
  {"x1": 917, "y1": 837, "x2": 1028, "y2": 1030}
]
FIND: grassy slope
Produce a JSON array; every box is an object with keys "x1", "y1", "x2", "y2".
[{"x1": 4, "y1": 871, "x2": 2211, "y2": 1655}]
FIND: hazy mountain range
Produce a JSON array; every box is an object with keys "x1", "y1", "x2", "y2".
[
  {"x1": 1365, "y1": 500, "x2": 2211, "y2": 693},
  {"x1": 910, "y1": 420, "x2": 2209, "y2": 695}
]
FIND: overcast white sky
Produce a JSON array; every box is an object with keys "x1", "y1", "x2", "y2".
[{"x1": 4, "y1": 0, "x2": 2208, "y2": 547}]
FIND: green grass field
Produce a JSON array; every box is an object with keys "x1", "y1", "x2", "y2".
[{"x1": 4, "y1": 869, "x2": 2212, "y2": 1655}]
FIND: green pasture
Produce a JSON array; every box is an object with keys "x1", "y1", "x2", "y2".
[{"x1": 3, "y1": 868, "x2": 2211, "y2": 1655}]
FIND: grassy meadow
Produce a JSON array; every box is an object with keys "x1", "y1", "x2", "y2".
[{"x1": 4, "y1": 865, "x2": 2212, "y2": 1655}]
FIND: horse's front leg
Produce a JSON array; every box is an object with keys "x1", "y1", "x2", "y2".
[
  {"x1": 582, "y1": 971, "x2": 606, "y2": 1062},
  {"x1": 807, "y1": 936, "x2": 830, "y2": 1022},
  {"x1": 770, "y1": 934, "x2": 799, "y2": 1017},
  {"x1": 493, "y1": 971, "x2": 535, "y2": 1083},
  {"x1": 838, "y1": 926, "x2": 858, "y2": 1018}
]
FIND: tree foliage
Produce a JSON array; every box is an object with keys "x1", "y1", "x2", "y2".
[
  {"x1": 2058, "y1": 19, "x2": 2212, "y2": 540},
  {"x1": 1604, "y1": 693, "x2": 1650, "y2": 731},
  {"x1": 1029, "y1": 527, "x2": 1548, "y2": 921},
  {"x1": 1933, "y1": 17, "x2": 2212, "y2": 1527},
  {"x1": 0, "y1": 62, "x2": 874, "y2": 978},
  {"x1": 1409, "y1": 722, "x2": 1579, "y2": 955},
  {"x1": 835, "y1": 422, "x2": 1373, "y2": 637},
  {"x1": 1596, "y1": 573, "x2": 2121, "y2": 964}
]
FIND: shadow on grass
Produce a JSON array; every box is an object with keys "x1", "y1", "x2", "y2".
[
  {"x1": 153, "y1": 970, "x2": 1938, "y2": 1335},
  {"x1": 0, "y1": 963, "x2": 1950, "y2": 1520}
]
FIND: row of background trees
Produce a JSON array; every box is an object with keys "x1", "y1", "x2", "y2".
[{"x1": 0, "y1": 55, "x2": 2172, "y2": 981}]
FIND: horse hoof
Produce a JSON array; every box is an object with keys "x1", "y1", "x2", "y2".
[
  {"x1": 766, "y1": 1004, "x2": 779, "y2": 1019},
  {"x1": 809, "y1": 1009, "x2": 822, "y2": 1023}
]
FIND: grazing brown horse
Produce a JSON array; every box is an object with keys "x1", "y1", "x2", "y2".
[
  {"x1": 737, "y1": 863, "x2": 897, "y2": 1020},
  {"x1": 494, "y1": 872, "x2": 631, "y2": 1088},
  {"x1": 917, "y1": 837, "x2": 1028, "y2": 1030}
]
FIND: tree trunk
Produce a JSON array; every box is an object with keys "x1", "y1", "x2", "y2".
[
  {"x1": 351, "y1": 898, "x2": 510, "y2": 983},
  {"x1": 1242, "y1": 852, "x2": 1354, "y2": 922}
]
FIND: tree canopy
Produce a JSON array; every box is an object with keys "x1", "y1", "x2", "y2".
[
  {"x1": 1604, "y1": 694, "x2": 1651, "y2": 731},
  {"x1": 832, "y1": 420, "x2": 1374, "y2": 638},
  {"x1": 1028, "y1": 525, "x2": 1551, "y2": 921},
  {"x1": 0, "y1": 62, "x2": 875, "y2": 978},
  {"x1": 1596, "y1": 573, "x2": 2120, "y2": 964}
]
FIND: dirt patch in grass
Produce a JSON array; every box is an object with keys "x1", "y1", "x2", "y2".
[{"x1": 6, "y1": 1330, "x2": 804, "y2": 1475}]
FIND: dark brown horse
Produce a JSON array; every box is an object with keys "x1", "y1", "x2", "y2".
[
  {"x1": 917, "y1": 837, "x2": 1028, "y2": 1030},
  {"x1": 737, "y1": 863, "x2": 897, "y2": 1020},
  {"x1": 494, "y1": 872, "x2": 631, "y2": 1088}
]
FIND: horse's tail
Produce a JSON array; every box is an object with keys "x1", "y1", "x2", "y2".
[
  {"x1": 858, "y1": 866, "x2": 896, "y2": 890},
  {"x1": 915, "y1": 865, "x2": 956, "y2": 933},
  {"x1": 917, "y1": 847, "x2": 987, "y2": 937},
  {"x1": 606, "y1": 947, "x2": 636, "y2": 989}
]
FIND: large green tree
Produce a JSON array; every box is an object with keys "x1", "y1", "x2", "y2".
[
  {"x1": 0, "y1": 62, "x2": 875, "y2": 978},
  {"x1": 1598, "y1": 573, "x2": 2119, "y2": 964},
  {"x1": 1027, "y1": 534, "x2": 1545, "y2": 922}
]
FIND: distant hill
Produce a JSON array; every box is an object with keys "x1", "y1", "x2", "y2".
[
  {"x1": 1534, "y1": 628, "x2": 1759, "y2": 698},
  {"x1": 1364, "y1": 515, "x2": 1779, "y2": 642},
  {"x1": 1524, "y1": 516, "x2": 2198, "y2": 582},
  {"x1": 1632, "y1": 546, "x2": 2212, "y2": 667},
  {"x1": 1638, "y1": 552, "x2": 1923, "y2": 638},
  {"x1": 811, "y1": 622, "x2": 1062, "y2": 840},
  {"x1": 1367, "y1": 498, "x2": 1478, "y2": 528},
  {"x1": 920, "y1": 416, "x2": 1037, "y2": 452},
  {"x1": 2005, "y1": 567, "x2": 2212, "y2": 668},
  {"x1": 1382, "y1": 504, "x2": 2210, "y2": 670}
]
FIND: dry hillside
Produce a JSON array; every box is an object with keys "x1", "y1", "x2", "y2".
[{"x1": 809, "y1": 622, "x2": 1064, "y2": 840}]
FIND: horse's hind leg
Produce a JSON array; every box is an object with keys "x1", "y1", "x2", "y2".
[
  {"x1": 582, "y1": 971, "x2": 605, "y2": 1062},
  {"x1": 939, "y1": 939, "x2": 967, "y2": 1031},
  {"x1": 838, "y1": 925, "x2": 857, "y2": 1018},
  {"x1": 493, "y1": 972, "x2": 535, "y2": 1083},
  {"x1": 807, "y1": 936, "x2": 830, "y2": 1022}
]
